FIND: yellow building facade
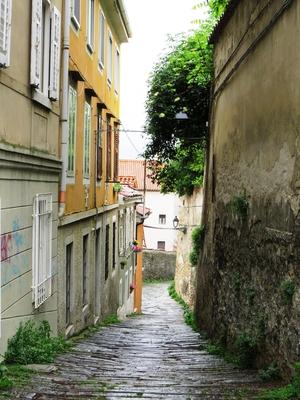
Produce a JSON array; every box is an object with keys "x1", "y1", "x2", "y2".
[{"x1": 57, "y1": 0, "x2": 132, "y2": 335}]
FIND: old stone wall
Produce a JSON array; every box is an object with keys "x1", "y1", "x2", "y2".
[
  {"x1": 175, "y1": 188, "x2": 203, "y2": 309},
  {"x1": 197, "y1": 0, "x2": 300, "y2": 377},
  {"x1": 143, "y1": 250, "x2": 176, "y2": 281}
]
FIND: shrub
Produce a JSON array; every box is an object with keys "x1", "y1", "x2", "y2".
[
  {"x1": 4, "y1": 320, "x2": 72, "y2": 365},
  {"x1": 281, "y1": 280, "x2": 295, "y2": 306},
  {"x1": 189, "y1": 225, "x2": 205, "y2": 266},
  {"x1": 0, "y1": 364, "x2": 13, "y2": 391},
  {"x1": 234, "y1": 333, "x2": 257, "y2": 368},
  {"x1": 259, "y1": 362, "x2": 280, "y2": 382}
]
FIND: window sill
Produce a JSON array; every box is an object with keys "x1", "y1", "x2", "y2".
[{"x1": 32, "y1": 90, "x2": 52, "y2": 110}]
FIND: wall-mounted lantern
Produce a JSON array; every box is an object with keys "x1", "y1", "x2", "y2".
[{"x1": 173, "y1": 216, "x2": 187, "y2": 234}]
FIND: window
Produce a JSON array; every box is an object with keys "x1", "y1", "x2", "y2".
[
  {"x1": 98, "y1": 11, "x2": 105, "y2": 69},
  {"x1": 96, "y1": 107, "x2": 103, "y2": 181},
  {"x1": 83, "y1": 101, "x2": 91, "y2": 179},
  {"x1": 0, "y1": 0, "x2": 12, "y2": 68},
  {"x1": 30, "y1": 0, "x2": 61, "y2": 100},
  {"x1": 119, "y1": 215, "x2": 124, "y2": 256},
  {"x1": 113, "y1": 124, "x2": 119, "y2": 181},
  {"x1": 71, "y1": 0, "x2": 80, "y2": 29},
  {"x1": 68, "y1": 85, "x2": 77, "y2": 176},
  {"x1": 159, "y1": 214, "x2": 166, "y2": 225},
  {"x1": 32, "y1": 193, "x2": 52, "y2": 308},
  {"x1": 105, "y1": 224, "x2": 109, "y2": 280},
  {"x1": 114, "y1": 49, "x2": 120, "y2": 94},
  {"x1": 82, "y1": 234, "x2": 88, "y2": 306},
  {"x1": 66, "y1": 242, "x2": 73, "y2": 326},
  {"x1": 87, "y1": 0, "x2": 94, "y2": 52},
  {"x1": 94, "y1": 228, "x2": 101, "y2": 315},
  {"x1": 106, "y1": 122, "x2": 112, "y2": 181},
  {"x1": 112, "y1": 222, "x2": 116, "y2": 269},
  {"x1": 157, "y1": 241, "x2": 165, "y2": 251},
  {"x1": 107, "y1": 32, "x2": 112, "y2": 84}
]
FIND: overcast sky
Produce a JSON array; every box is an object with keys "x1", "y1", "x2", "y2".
[{"x1": 120, "y1": 0, "x2": 205, "y2": 159}]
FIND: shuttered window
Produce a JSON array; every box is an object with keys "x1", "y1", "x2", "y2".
[
  {"x1": 32, "y1": 193, "x2": 52, "y2": 309},
  {"x1": 49, "y1": 6, "x2": 60, "y2": 100},
  {"x1": 105, "y1": 225, "x2": 109, "y2": 280},
  {"x1": 67, "y1": 85, "x2": 77, "y2": 175},
  {"x1": 30, "y1": 0, "x2": 61, "y2": 100},
  {"x1": 106, "y1": 123, "x2": 112, "y2": 181},
  {"x1": 0, "y1": 0, "x2": 12, "y2": 67},
  {"x1": 83, "y1": 101, "x2": 91, "y2": 179},
  {"x1": 113, "y1": 125, "x2": 119, "y2": 181},
  {"x1": 96, "y1": 108, "x2": 103, "y2": 180}
]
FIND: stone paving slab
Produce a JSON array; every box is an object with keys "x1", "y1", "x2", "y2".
[{"x1": 7, "y1": 283, "x2": 276, "y2": 399}]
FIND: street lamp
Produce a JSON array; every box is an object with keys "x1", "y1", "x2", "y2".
[{"x1": 173, "y1": 216, "x2": 187, "y2": 234}]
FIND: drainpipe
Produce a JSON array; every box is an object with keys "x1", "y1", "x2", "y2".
[{"x1": 58, "y1": 0, "x2": 70, "y2": 217}]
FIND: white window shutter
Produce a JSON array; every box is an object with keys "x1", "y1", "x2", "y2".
[
  {"x1": 49, "y1": 6, "x2": 61, "y2": 100},
  {"x1": 0, "y1": 0, "x2": 12, "y2": 67},
  {"x1": 30, "y1": 0, "x2": 42, "y2": 88}
]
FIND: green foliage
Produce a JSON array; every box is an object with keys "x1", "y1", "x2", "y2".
[
  {"x1": 168, "y1": 282, "x2": 198, "y2": 331},
  {"x1": 189, "y1": 225, "x2": 205, "y2": 266},
  {"x1": 100, "y1": 315, "x2": 120, "y2": 326},
  {"x1": 113, "y1": 182, "x2": 122, "y2": 192},
  {"x1": 259, "y1": 363, "x2": 300, "y2": 399},
  {"x1": 234, "y1": 333, "x2": 257, "y2": 368},
  {"x1": 0, "y1": 365, "x2": 12, "y2": 392},
  {"x1": 231, "y1": 193, "x2": 249, "y2": 218},
  {"x1": 259, "y1": 362, "x2": 280, "y2": 382},
  {"x1": 4, "y1": 320, "x2": 72, "y2": 365},
  {"x1": 281, "y1": 280, "x2": 295, "y2": 306}
]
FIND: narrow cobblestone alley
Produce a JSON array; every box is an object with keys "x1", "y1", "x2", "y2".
[{"x1": 10, "y1": 283, "x2": 274, "y2": 400}]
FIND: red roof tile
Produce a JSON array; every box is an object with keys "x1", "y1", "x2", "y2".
[{"x1": 119, "y1": 160, "x2": 160, "y2": 191}]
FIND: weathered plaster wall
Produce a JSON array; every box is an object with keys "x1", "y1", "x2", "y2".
[
  {"x1": 175, "y1": 188, "x2": 203, "y2": 308},
  {"x1": 0, "y1": 149, "x2": 60, "y2": 355},
  {"x1": 197, "y1": 0, "x2": 300, "y2": 376},
  {"x1": 143, "y1": 250, "x2": 176, "y2": 281}
]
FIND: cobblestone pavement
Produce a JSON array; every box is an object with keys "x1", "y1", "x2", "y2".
[{"x1": 11, "y1": 283, "x2": 274, "y2": 399}]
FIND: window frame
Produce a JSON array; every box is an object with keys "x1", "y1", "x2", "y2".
[
  {"x1": 71, "y1": 0, "x2": 80, "y2": 30},
  {"x1": 0, "y1": 0, "x2": 12, "y2": 68},
  {"x1": 107, "y1": 30, "x2": 113, "y2": 85},
  {"x1": 114, "y1": 48, "x2": 120, "y2": 94},
  {"x1": 157, "y1": 241, "x2": 166, "y2": 251},
  {"x1": 159, "y1": 214, "x2": 166, "y2": 225},
  {"x1": 96, "y1": 107, "x2": 103, "y2": 181},
  {"x1": 32, "y1": 193, "x2": 53, "y2": 309},
  {"x1": 83, "y1": 100, "x2": 91, "y2": 180},
  {"x1": 98, "y1": 10, "x2": 105, "y2": 70},
  {"x1": 86, "y1": 0, "x2": 94, "y2": 53},
  {"x1": 67, "y1": 84, "x2": 77, "y2": 177}
]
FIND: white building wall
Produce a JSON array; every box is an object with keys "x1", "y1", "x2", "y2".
[{"x1": 143, "y1": 191, "x2": 179, "y2": 251}]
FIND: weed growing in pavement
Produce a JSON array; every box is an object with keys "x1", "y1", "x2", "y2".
[
  {"x1": 144, "y1": 278, "x2": 172, "y2": 284},
  {"x1": 4, "y1": 320, "x2": 72, "y2": 365},
  {"x1": 280, "y1": 280, "x2": 295, "y2": 306},
  {"x1": 258, "y1": 362, "x2": 300, "y2": 399},
  {"x1": 0, "y1": 364, "x2": 37, "y2": 397},
  {"x1": 168, "y1": 282, "x2": 198, "y2": 332},
  {"x1": 259, "y1": 362, "x2": 280, "y2": 382}
]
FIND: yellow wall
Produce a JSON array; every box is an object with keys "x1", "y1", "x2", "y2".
[{"x1": 66, "y1": 0, "x2": 122, "y2": 214}]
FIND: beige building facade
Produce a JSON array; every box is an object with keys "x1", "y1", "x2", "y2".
[{"x1": 0, "y1": 0, "x2": 63, "y2": 354}]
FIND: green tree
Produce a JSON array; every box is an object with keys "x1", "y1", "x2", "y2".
[{"x1": 144, "y1": 1, "x2": 228, "y2": 196}]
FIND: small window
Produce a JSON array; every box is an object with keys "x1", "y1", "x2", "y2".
[
  {"x1": 83, "y1": 101, "x2": 91, "y2": 179},
  {"x1": 67, "y1": 85, "x2": 77, "y2": 176},
  {"x1": 112, "y1": 222, "x2": 116, "y2": 269},
  {"x1": 71, "y1": 0, "x2": 80, "y2": 29},
  {"x1": 82, "y1": 234, "x2": 89, "y2": 306},
  {"x1": 107, "y1": 32, "x2": 112, "y2": 84},
  {"x1": 105, "y1": 224, "x2": 109, "y2": 280},
  {"x1": 157, "y1": 241, "x2": 165, "y2": 251},
  {"x1": 87, "y1": 0, "x2": 94, "y2": 52},
  {"x1": 32, "y1": 193, "x2": 52, "y2": 308},
  {"x1": 159, "y1": 214, "x2": 166, "y2": 224},
  {"x1": 98, "y1": 11, "x2": 105, "y2": 69}
]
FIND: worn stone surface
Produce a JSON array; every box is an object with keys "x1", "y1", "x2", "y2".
[
  {"x1": 7, "y1": 283, "x2": 274, "y2": 399},
  {"x1": 143, "y1": 250, "x2": 176, "y2": 281}
]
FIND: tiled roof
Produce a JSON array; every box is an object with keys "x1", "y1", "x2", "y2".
[
  {"x1": 119, "y1": 160, "x2": 160, "y2": 192},
  {"x1": 119, "y1": 176, "x2": 138, "y2": 188},
  {"x1": 119, "y1": 184, "x2": 141, "y2": 198},
  {"x1": 136, "y1": 204, "x2": 151, "y2": 217}
]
